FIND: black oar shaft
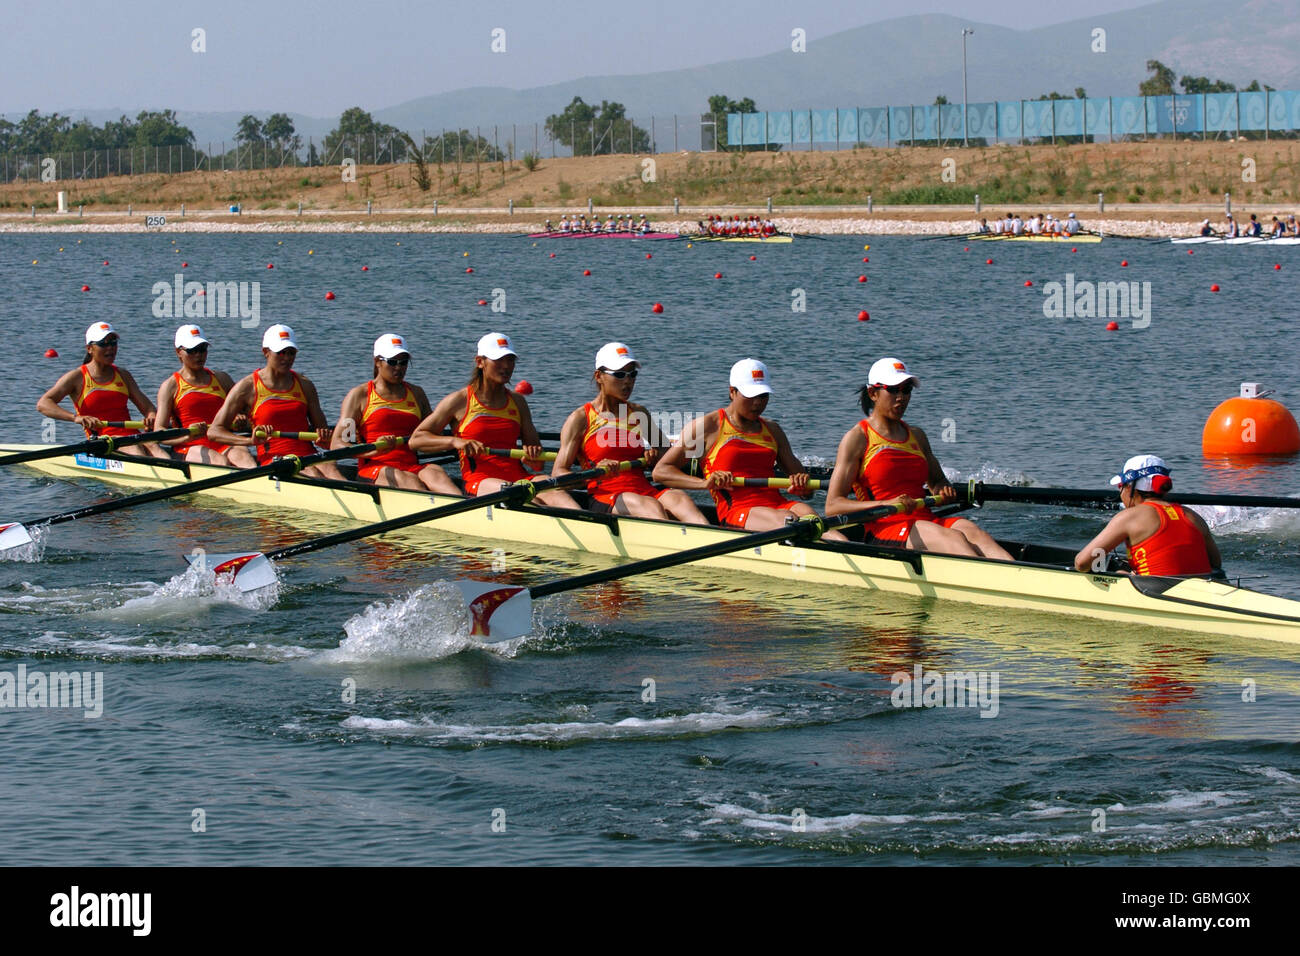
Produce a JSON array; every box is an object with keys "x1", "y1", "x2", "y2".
[
  {"x1": 0, "y1": 427, "x2": 191, "y2": 467},
  {"x1": 974, "y1": 482, "x2": 1300, "y2": 510}
]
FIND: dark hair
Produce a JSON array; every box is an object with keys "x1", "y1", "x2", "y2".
[
  {"x1": 858, "y1": 384, "x2": 875, "y2": 416},
  {"x1": 82, "y1": 348, "x2": 94, "y2": 365},
  {"x1": 466, "y1": 360, "x2": 485, "y2": 389}
]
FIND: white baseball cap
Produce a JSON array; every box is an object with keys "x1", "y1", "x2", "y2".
[
  {"x1": 1110, "y1": 454, "x2": 1172, "y2": 492},
  {"x1": 868, "y1": 357, "x2": 919, "y2": 388},
  {"x1": 373, "y1": 333, "x2": 410, "y2": 359},
  {"x1": 175, "y1": 324, "x2": 208, "y2": 349},
  {"x1": 262, "y1": 324, "x2": 298, "y2": 352},
  {"x1": 477, "y1": 332, "x2": 516, "y2": 360},
  {"x1": 729, "y1": 358, "x2": 773, "y2": 397},
  {"x1": 595, "y1": 342, "x2": 639, "y2": 371},
  {"x1": 85, "y1": 321, "x2": 117, "y2": 344}
]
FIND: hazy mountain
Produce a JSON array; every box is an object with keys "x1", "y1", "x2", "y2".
[{"x1": 38, "y1": 0, "x2": 1300, "y2": 151}]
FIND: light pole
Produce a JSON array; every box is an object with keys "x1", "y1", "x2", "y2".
[{"x1": 962, "y1": 28, "x2": 975, "y2": 147}]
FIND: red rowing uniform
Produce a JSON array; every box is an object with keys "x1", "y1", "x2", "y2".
[
  {"x1": 703, "y1": 409, "x2": 798, "y2": 528},
  {"x1": 73, "y1": 365, "x2": 137, "y2": 437},
  {"x1": 251, "y1": 369, "x2": 317, "y2": 465},
  {"x1": 456, "y1": 386, "x2": 529, "y2": 495},
  {"x1": 172, "y1": 369, "x2": 230, "y2": 454},
  {"x1": 356, "y1": 381, "x2": 422, "y2": 481},
  {"x1": 1130, "y1": 501, "x2": 1213, "y2": 576},
  {"x1": 851, "y1": 420, "x2": 960, "y2": 543},
  {"x1": 577, "y1": 403, "x2": 663, "y2": 506}
]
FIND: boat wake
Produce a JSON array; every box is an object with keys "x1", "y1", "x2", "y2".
[
  {"x1": 1190, "y1": 503, "x2": 1300, "y2": 537},
  {"x1": 103, "y1": 560, "x2": 280, "y2": 619},
  {"x1": 27, "y1": 629, "x2": 315, "y2": 662},
  {"x1": 322, "y1": 582, "x2": 532, "y2": 663}
]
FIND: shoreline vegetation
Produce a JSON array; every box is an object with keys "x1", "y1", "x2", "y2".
[{"x1": 2, "y1": 141, "x2": 1297, "y2": 236}]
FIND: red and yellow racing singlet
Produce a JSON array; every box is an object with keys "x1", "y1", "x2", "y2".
[
  {"x1": 703, "y1": 409, "x2": 787, "y2": 525},
  {"x1": 851, "y1": 420, "x2": 937, "y2": 521},
  {"x1": 1130, "y1": 502, "x2": 1213, "y2": 576},
  {"x1": 357, "y1": 381, "x2": 422, "y2": 478},
  {"x1": 252, "y1": 369, "x2": 316, "y2": 465},
  {"x1": 173, "y1": 369, "x2": 228, "y2": 452},
  {"x1": 456, "y1": 386, "x2": 528, "y2": 492},
  {"x1": 73, "y1": 365, "x2": 136, "y2": 437},
  {"x1": 578, "y1": 403, "x2": 656, "y2": 504}
]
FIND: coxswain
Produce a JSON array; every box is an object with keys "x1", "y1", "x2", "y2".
[
  {"x1": 824, "y1": 358, "x2": 1012, "y2": 559},
  {"x1": 334, "y1": 334, "x2": 460, "y2": 494},
  {"x1": 37, "y1": 322, "x2": 169, "y2": 458},
  {"x1": 653, "y1": 359, "x2": 845, "y2": 539},
  {"x1": 977, "y1": 218, "x2": 991, "y2": 234},
  {"x1": 1064, "y1": 212, "x2": 1082, "y2": 235},
  {"x1": 206, "y1": 324, "x2": 344, "y2": 480},
  {"x1": 1199, "y1": 218, "x2": 1214, "y2": 237},
  {"x1": 409, "y1": 332, "x2": 579, "y2": 508},
  {"x1": 554, "y1": 343, "x2": 707, "y2": 523},
  {"x1": 1072, "y1": 455, "x2": 1220, "y2": 575},
  {"x1": 544, "y1": 219, "x2": 554, "y2": 233},
  {"x1": 154, "y1": 324, "x2": 256, "y2": 467}
]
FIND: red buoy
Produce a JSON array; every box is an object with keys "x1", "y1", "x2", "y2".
[
  {"x1": 1203, "y1": 385, "x2": 1300, "y2": 456},
  {"x1": 714, "y1": 272, "x2": 723, "y2": 279},
  {"x1": 181, "y1": 262, "x2": 188, "y2": 268},
  {"x1": 1210, "y1": 284, "x2": 1220, "y2": 292},
  {"x1": 749, "y1": 255, "x2": 757, "y2": 261},
  {"x1": 963, "y1": 247, "x2": 969, "y2": 251},
  {"x1": 361, "y1": 266, "x2": 369, "y2": 271},
  {"x1": 857, "y1": 275, "x2": 867, "y2": 283},
  {"x1": 857, "y1": 310, "x2": 870, "y2": 321},
  {"x1": 1188, "y1": 249, "x2": 1194, "y2": 255},
  {"x1": 986, "y1": 258, "x2": 993, "y2": 265},
  {"x1": 583, "y1": 269, "x2": 591, "y2": 276},
  {"x1": 515, "y1": 380, "x2": 534, "y2": 395},
  {"x1": 1275, "y1": 264, "x2": 1282, "y2": 270},
  {"x1": 863, "y1": 257, "x2": 869, "y2": 262},
  {"x1": 1024, "y1": 280, "x2": 1033, "y2": 287},
  {"x1": 1105, "y1": 321, "x2": 1119, "y2": 331},
  {"x1": 267, "y1": 263, "x2": 274, "y2": 269},
  {"x1": 324, "y1": 291, "x2": 335, "y2": 300},
  {"x1": 1121, "y1": 260, "x2": 1129, "y2": 267},
  {"x1": 645, "y1": 253, "x2": 652, "y2": 259},
  {"x1": 549, "y1": 253, "x2": 556, "y2": 258},
  {"x1": 80, "y1": 284, "x2": 89, "y2": 292},
  {"x1": 1071, "y1": 248, "x2": 1077, "y2": 253},
  {"x1": 102, "y1": 260, "x2": 109, "y2": 266},
  {"x1": 466, "y1": 267, "x2": 474, "y2": 273},
  {"x1": 652, "y1": 303, "x2": 664, "y2": 314},
  {"x1": 44, "y1": 348, "x2": 58, "y2": 358},
  {"x1": 477, "y1": 299, "x2": 487, "y2": 306}
]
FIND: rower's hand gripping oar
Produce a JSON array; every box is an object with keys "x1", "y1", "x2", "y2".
[
  {"x1": 458, "y1": 496, "x2": 938, "y2": 639},
  {"x1": 0, "y1": 437, "x2": 396, "y2": 556},
  {"x1": 208, "y1": 459, "x2": 646, "y2": 593},
  {"x1": 0, "y1": 423, "x2": 198, "y2": 468},
  {"x1": 968, "y1": 480, "x2": 1300, "y2": 511}
]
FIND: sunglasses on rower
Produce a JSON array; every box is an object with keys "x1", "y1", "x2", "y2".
[
  {"x1": 384, "y1": 355, "x2": 410, "y2": 368},
  {"x1": 94, "y1": 337, "x2": 120, "y2": 347},
  {"x1": 601, "y1": 367, "x2": 637, "y2": 380},
  {"x1": 182, "y1": 343, "x2": 208, "y2": 354},
  {"x1": 873, "y1": 383, "x2": 913, "y2": 395}
]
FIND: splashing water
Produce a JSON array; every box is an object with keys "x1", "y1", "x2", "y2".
[
  {"x1": 104, "y1": 559, "x2": 281, "y2": 620},
  {"x1": 0, "y1": 524, "x2": 48, "y2": 563},
  {"x1": 322, "y1": 581, "x2": 533, "y2": 664}
]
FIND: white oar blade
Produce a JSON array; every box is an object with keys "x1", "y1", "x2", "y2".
[
  {"x1": 0, "y1": 523, "x2": 35, "y2": 554},
  {"x1": 186, "y1": 551, "x2": 278, "y2": 593},
  {"x1": 456, "y1": 581, "x2": 532, "y2": 639}
]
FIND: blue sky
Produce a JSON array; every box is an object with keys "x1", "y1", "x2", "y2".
[{"x1": 2, "y1": 0, "x2": 1150, "y2": 115}]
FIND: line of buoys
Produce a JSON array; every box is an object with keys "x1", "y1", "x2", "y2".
[{"x1": 1203, "y1": 383, "x2": 1300, "y2": 456}]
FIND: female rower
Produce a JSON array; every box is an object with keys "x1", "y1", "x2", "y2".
[
  {"x1": 37, "y1": 322, "x2": 169, "y2": 458},
  {"x1": 409, "y1": 332, "x2": 579, "y2": 508},
  {"x1": 1072, "y1": 455, "x2": 1219, "y2": 575},
  {"x1": 824, "y1": 358, "x2": 1011, "y2": 559},
  {"x1": 154, "y1": 325, "x2": 256, "y2": 467},
  {"x1": 206, "y1": 324, "x2": 344, "y2": 480},
  {"x1": 653, "y1": 359, "x2": 844, "y2": 539},
  {"x1": 333, "y1": 334, "x2": 460, "y2": 494},
  {"x1": 553, "y1": 342, "x2": 707, "y2": 523}
]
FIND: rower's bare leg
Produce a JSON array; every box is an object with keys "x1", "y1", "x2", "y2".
[
  {"x1": 416, "y1": 464, "x2": 462, "y2": 496},
  {"x1": 947, "y1": 518, "x2": 1014, "y2": 560},
  {"x1": 186, "y1": 445, "x2": 232, "y2": 466},
  {"x1": 225, "y1": 445, "x2": 258, "y2": 469},
  {"x1": 613, "y1": 490, "x2": 709, "y2": 523},
  {"x1": 612, "y1": 492, "x2": 670, "y2": 519},
  {"x1": 301, "y1": 462, "x2": 346, "y2": 481},
  {"x1": 533, "y1": 488, "x2": 581, "y2": 510},
  {"x1": 905, "y1": 521, "x2": 980, "y2": 556},
  {"x1": 743, "y1": 503, "x2": 849, "y2": 542},
  {"x1": 653, "y1": 489, "x2": 710, "y2": 525}
]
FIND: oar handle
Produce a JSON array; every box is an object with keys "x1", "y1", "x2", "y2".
[
  {"x1": 487, "y1": 448, "x2": 559, "y2": 461},
  {"x1": 734, "y1": 477, "x2": 823, "y2": 490},
  {"x1": 102, "y1": 421, "x2": 146, "y2": 430},
  {"x1": 267, "y1": 430, "x2": 320, "y2": 441}
]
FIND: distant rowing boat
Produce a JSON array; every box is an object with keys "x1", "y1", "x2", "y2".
[
  {"x1": 687, "y1": 234, "x2": 794, "y2": 244},
  {"x1": 965, "y1": 233, "x2": 1102, "y2": 243},
  {"x1": 1170, "y1": 236, "x2": 1300, "y2": 245},
  {"x1": 526, "y1": 230, "x2": 681, "y2": 240}
]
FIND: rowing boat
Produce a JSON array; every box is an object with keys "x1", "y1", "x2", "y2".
[
  {"x1": 965, "y1": 234, "x2": 1102, "y2": 243},
  {"x1": 1170, "y1": 236, "x2": 1300, "y2": 245},
  {"x1": 7, "y1": 443, "x2": 1300, "y2": 645},
  {"x1": 687, "y1": 235, "x2": 794, "y2": 244},
  {"x1": 526, "y1": 230, "x2": 680, "y2": 240}
]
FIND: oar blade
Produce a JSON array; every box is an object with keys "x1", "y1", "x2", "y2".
[
  {"x1": 0, "y1": 522, "x2": 35, "y2": 554},
  {"x1": 456, "y1": 581, "x2": 532, "y2": 639},
  {"x1": 187, "y1": 551, "x2": 278, "y2": 593}
]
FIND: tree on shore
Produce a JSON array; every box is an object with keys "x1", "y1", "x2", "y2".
[
  {"x1": 324, "y1": 107, "x2": 406, "y2": 164},
  {"x1": 545, "y1": 97, "x2": 650, "y2": 155},
  {"x1": 709, "y1": 93, "x2": 775, "y2": 151},
  {"x1": 421, "y1": 130, "x2": 504, "y2": 164},
  {"x1": 1139, "y1": 60, "x2": 1176, "y2": 96}
]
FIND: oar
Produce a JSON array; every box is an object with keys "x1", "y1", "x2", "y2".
[
  {"x1": 203, "y1": 459, "x2": 646, "y2": 592},
  {"x1": 0, "y1": 424, "x2": 199, "y2": 468},
  {"x1": 970, "y1": 481, "x2": 1300, "y2": 512},
  {"x1": 488, "y1": 448, "x2": 558, "y2": 461},
  {"x1": 0, "y1": 438, "x2": 393, "y2": 555},
  {"x1": 733, "y1": 477, "x2": 824, "y2": 490},
  {"x1": 457, "y1": 496, "x2": 937, "y2": 638}
]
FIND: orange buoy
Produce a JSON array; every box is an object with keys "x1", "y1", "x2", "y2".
[
  {"x1": 1202, "y1": 384, "x2": 1300, "y2": 456},
  {"x1": 515, "y1": 380, "x2": 534, "y2": 395},
  {"x1": 652, "y1": 303, "x2": 664, "y2": 313}
]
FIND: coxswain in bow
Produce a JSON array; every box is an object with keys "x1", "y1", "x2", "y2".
[
  {"x1": 654, "y1": 359, "x2": 846, "y2": 539},
  {"x1": 554, "y1": 342, "x2": 707, "y2": 523},
  {"x1": 38, "y1": 322, "x2": 169, "y2": 458},
  {"x1": 154, "y1": 324, "x2": 256, "y2": 467},
  {"x1": 1073, "y1": 455, "x2": 1220, "y2": 575},
  {"x1": 206, "y1": 324, "x2": 344, "y2": 480},
  {"x1": 410, "y1": 332, "x2": 580, "y2": 508},
  {"x1": 334, "y1": 334, "x2": 460, "y2": 494},
  {"x1": 824, "y1": 357, "x2": 1012, "y2": 558}
]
